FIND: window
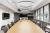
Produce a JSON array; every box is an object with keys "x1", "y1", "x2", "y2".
[
  {"x1": 40, "y1": 7, "x2": 43, "y2": 21},
  {"x1": 44, "y1": 5, "x2": 49, "y2": 22},
  {"x1": 37, "y1": 9, "x2": 40, "y2": 20},
  {"x1": 36, "y1": 10, "x2": 38, "y2": 19},
  {"x1": 2, "y1": 13, "x2": 10, "y2": 20}
]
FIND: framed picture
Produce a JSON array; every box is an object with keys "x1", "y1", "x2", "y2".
[{"x1": 2, "y1": 13, "x2": 10, "y2": 20}]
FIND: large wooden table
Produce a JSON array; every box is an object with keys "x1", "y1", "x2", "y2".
[{"x1": 7, "y1": 20, "x2": 45, "y2": 33}]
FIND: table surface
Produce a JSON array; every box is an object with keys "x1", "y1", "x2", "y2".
[{"x1": 7, "y1": 20, "x2": 45, "y2": 33}]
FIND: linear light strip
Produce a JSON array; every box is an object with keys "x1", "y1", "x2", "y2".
[{"x1": 18, "y1": 1, "x2": 34, "y2": 3}]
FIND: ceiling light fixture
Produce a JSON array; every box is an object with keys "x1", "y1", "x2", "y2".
[{"x1": 18, "y1": 1, "x2": 34, "y2": 3}]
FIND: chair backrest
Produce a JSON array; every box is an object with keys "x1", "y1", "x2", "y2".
[
  {"x1": 11, "y1": 22, "x2": 14, "y2": 26},
  {"x1": 1, "y1": 25, "x2": 8, "y2": 33},
  {"x1": 7, "y1": 24, "x2": 11, "y2": 29},
  {"x1": 0, "y1": 30, "x2": 4, "y2": 33}
]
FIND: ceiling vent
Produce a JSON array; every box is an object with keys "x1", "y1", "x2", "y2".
[{"x1": 18, "y1": 9, "x2": 21, "y2": 12}]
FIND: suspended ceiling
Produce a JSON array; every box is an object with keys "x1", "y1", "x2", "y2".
[{"x1": 0, "y1": 0, "x2": 49, "y2": 14}]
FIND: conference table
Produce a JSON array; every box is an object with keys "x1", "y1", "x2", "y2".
[{"x1": 7, "y1": 20, "x2": 45, "y2": 33}]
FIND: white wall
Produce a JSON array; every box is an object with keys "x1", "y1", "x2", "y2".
[{"x1": 0, "y1": 8, "x2": 14, "y2": 30}]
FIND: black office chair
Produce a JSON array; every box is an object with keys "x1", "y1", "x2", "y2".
[
  {"x1": 1, "y1": 25, "x2": 8, "y2": 33},
  {"x1": 7, "y1": 24, "x2": 11, "y2": 29},
  {"x1": 11, "y1": 22, "x2": 14, "y2": 26}
]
